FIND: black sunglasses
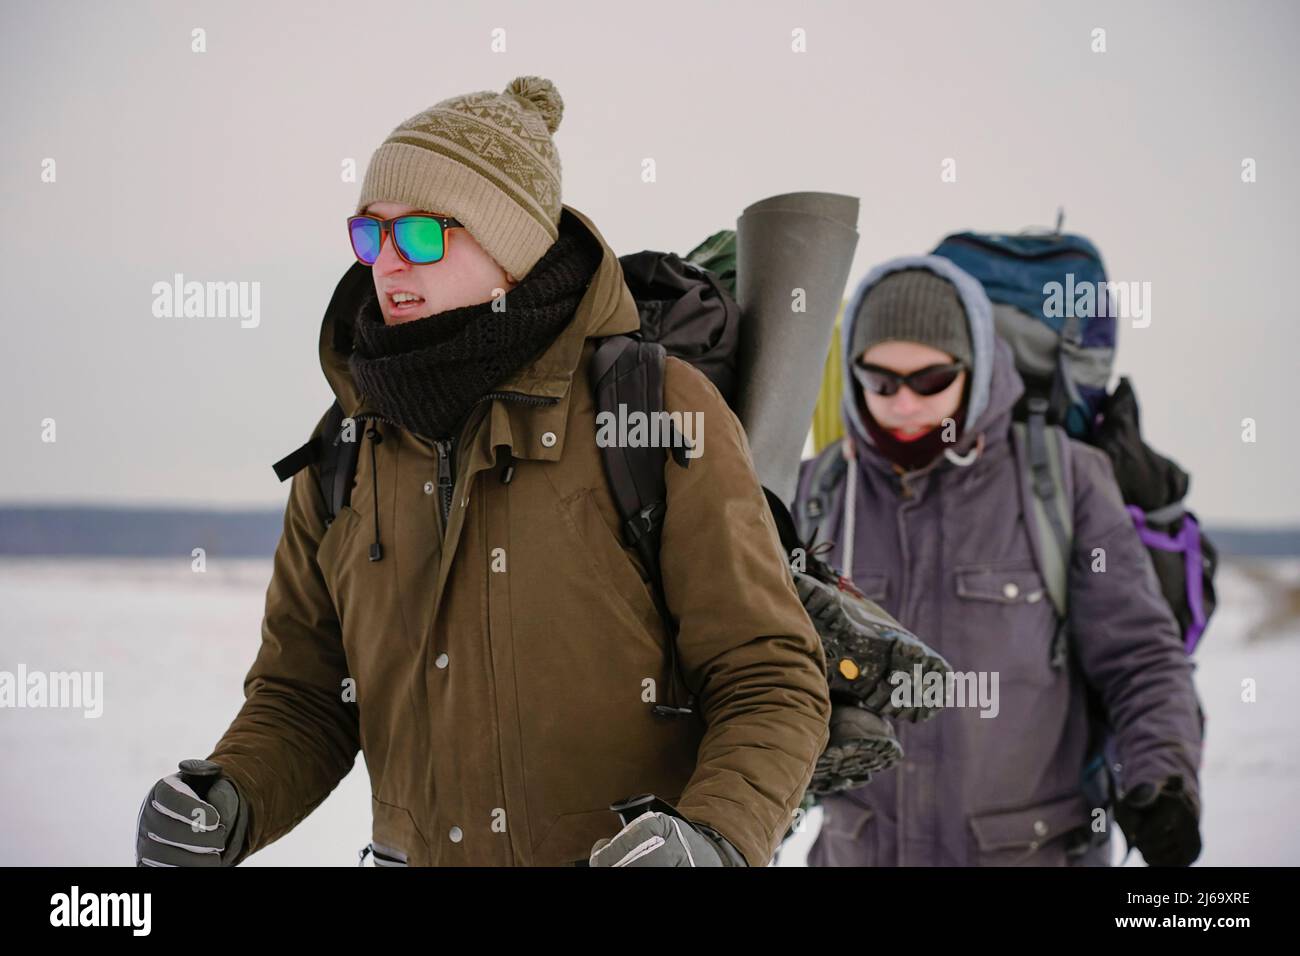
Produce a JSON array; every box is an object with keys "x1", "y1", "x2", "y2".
[{"x1": 852, "y1": 361, "x2": 966, "y2": 397}]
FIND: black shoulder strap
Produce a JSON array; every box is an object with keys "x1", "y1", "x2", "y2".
[
  {"x1": 270, "y1": 400, "x2": 361, "y2": 527},
  {"x1": 795, "y1": 446, "x2": 848, "y2": 544},
  {"x1": 589, "y1": 334, "x2": 694, "y2": 717},
  {"x1": 589, "y1": 335, "x2": 681, "y2": 611},
  {"x1": 269, "y1": 261, "x2": 375, "y2": 521}
]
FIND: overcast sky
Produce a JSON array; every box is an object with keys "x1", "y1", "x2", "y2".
[{"x1": 2, "y1": 0, "x2": 1296, "y2": 525}]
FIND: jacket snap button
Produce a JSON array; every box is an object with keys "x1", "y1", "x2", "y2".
[
  {"x1": 1033, "y1": 819, "x2": 1048, "y2": 837},
  {"x1": 1002, "y1": 582, "x2": 1020, "y2": 600},
  {"x1": 541, "y1": 431, "x2": 557, "y2": 448},
  {"x1": 423, "y1": 481, "x2": 435, "y2": 495},
  {"x1": 435, "y1": 653, "x2": 449, "y2": 669},
  {"x1": 449, "y1": 826, "x2": 463, "y2": 843}
]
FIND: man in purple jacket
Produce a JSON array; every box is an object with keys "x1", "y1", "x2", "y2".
[{"x1": 795, "y1": 255, "x2": 1203, "y2": 866}]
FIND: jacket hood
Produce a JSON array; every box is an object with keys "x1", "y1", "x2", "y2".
[
  {"x1": 318, "y1": 203, "x2": 640, "y2": 418},
  {"x1": 839, "y1": 254, "x2": 1024, "y2": 463}
]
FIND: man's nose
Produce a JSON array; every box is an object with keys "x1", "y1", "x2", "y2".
[
  {"x1": 890, "y1": 386, "x2": 923, "y2": 415},
  {"x1": 373, "y1": 230, "x2": 408, "y2": 275}
]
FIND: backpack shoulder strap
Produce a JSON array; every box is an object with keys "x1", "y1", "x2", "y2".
[
  {"x1": 796, "y1": 444, "x2": 849, "y2": 545},
  {"x1": 589, "y1": 334, "x2": 694, "y2": 717},
  {"x1": 590, "y1": 336, "x2": 676, "y2": 564},
  {"x1": 1012, "y1": 398, "x2": 1075, "y2": 664},
  {"x1": 270, "y1": 400, "x2": 360, "y2": 527}
]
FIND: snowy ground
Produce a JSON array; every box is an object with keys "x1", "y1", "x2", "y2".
[{"x1": 1, "y1": 556, "x2": 1297, "y2": 866}]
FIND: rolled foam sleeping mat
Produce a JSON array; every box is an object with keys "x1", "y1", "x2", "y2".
[{"x1": 732, "y1": 191, "x2": 860, "y2": 507}]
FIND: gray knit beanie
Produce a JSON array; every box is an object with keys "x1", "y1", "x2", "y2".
[{"x1": 850, "y1": 268, "x2": 973, "y2": 367}]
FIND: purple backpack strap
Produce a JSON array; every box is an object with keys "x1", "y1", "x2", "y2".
[{"x1": 1125, "y1": 505, "x2": 1207, "y2": 654}]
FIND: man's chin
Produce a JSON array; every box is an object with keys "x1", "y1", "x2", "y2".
[
  {"x1": 885, "y1": 424, "x2": 938, "y2": 442},
  {"x1": 384, "y1": 308, "x2": 432, "y2": 325}
]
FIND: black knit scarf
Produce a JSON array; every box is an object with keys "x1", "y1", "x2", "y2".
[{"x1": 348, "y1": 216, "x2": 602, "y2": 442}]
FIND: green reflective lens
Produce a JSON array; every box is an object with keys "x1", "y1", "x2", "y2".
[{"x1": 393, "y1": 216, "x2": 446, "y2": 264}]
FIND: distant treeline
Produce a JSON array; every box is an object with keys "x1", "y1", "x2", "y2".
[{"x1": 0, "y1": 505, "x2": 1298, "y2": 559}]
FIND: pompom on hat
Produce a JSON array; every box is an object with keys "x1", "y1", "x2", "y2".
[{"x1": 356, "y1": 76, "x2": 565, "y2": 280}]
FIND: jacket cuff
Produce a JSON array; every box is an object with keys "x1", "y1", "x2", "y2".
[{"x1": 690, "y1": 820, "x2": 749, "y2": 867}]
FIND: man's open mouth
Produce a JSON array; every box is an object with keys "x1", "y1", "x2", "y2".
[
  {"x1": 887, "y1": 424, "x2": 937, "y2": 442},
  {"x1": 388, "y1": 292, "x2": 426, "y2": 314}
]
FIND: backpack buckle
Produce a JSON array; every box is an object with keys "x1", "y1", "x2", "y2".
[
  {"x1": 625, "y1": 501, "x2": 664, "y2": 546},
  {"x1": 1049, "y1": 617, "x2": 1069, "y2": 669}
]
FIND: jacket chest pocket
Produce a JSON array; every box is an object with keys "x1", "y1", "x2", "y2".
[
  {"x1": 554, "y1": 485, "x2": 664, "y2": 652},
  {"x1": 316, "y1": 503, "x2": 419, "y2": 665},
  {"x1": 953, "y1": 562, "x2": 1059, "y2": 686}
]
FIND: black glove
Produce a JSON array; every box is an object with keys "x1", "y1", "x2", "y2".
[
  {"x1": 1114, "y1": 775, "x2": 1201, "y2": 867},
  {"x1": 136, "y1": 759, "x2": 249, "y2": 867}
]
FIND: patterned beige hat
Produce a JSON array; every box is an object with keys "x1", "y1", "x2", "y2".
[{"x1": 356, "y1": 76, "x2": 564, "y2": 280}]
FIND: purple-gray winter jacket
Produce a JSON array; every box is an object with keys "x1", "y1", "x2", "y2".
[{"x1": 795, "y1": 255, "x2": 1203, "y2": 866}]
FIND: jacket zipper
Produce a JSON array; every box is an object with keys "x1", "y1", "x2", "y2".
[
  {"x1": 434, "y1": 438, "x2": 454, "y2": 527},
  {"x1": 352, "y1": 411, "x2": 405, "y2": 431},
  {"x1": 893, "y1": 463, "x2": 915, "y2": 501},
  {"x1": 474, "y1": 390, "x2": 560, "y2": 409}
]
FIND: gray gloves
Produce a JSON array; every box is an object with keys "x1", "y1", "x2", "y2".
[
  {"x1": 135, "y1": 759, "x2": 248, "y2": 867},
  {"x1": 589, "y1": 811, "x2": 747, "y2": 867}
]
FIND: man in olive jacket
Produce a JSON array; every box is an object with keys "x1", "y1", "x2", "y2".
[{"x1": 135, "y1": 76, "x2": 830, "y2": 867}]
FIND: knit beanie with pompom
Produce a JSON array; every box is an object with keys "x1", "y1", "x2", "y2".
[{"x1": 356, "y1": 76, "x2": 565, "y2": 280}]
